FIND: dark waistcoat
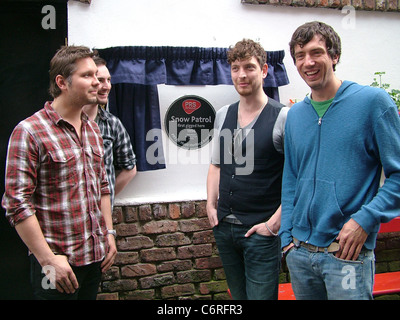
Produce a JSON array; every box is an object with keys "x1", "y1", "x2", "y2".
[{"x1": 217, "y1": 100, "x2": 284, "y2": 225}]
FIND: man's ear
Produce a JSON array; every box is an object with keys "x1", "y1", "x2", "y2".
[
  {"x1": 332, "y1": 54, "x2": 340, "y2": 66},
  {"x1": 262, "y1": 63, "x2": 268, "y2": 79},
  {"x1": 55, "y1": 74, "x2": 68, "y2": 92}
]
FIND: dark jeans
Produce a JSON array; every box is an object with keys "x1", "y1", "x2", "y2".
[
  {"x1": 30, "y1": 255, "x2": 102, "y2": 300},
  {"x1": 213, "y1": 221, "x2": 281, "y2": 300}
]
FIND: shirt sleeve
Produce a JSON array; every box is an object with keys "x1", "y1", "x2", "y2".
[
  {"x1": 112, "y1": 118, "x2": 136, "y2": 170},
  {"x1": 272, "y1": 106, "x2": 289, "y2": 155},
  {"x1": 351, "y1": 92, "x2": 400, "y2": 233},
  {"x1": 2, "y1": 124, "x2": 39, "y2": 226}
]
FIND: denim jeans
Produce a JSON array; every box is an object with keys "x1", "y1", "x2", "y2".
[
  {"x1": 286, "y1": 245, "x2": 375, "y2": 300},
  {"x1": 30, "y1": 255, "x2": 102, "y2": 300},
  {"x1": 213, "y1": 221, "x2": 281, "y2": 300}
]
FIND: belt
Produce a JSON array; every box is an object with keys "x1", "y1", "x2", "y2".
[{"x1": 293, "y1": 238, "x2": 340, "y2": 253}]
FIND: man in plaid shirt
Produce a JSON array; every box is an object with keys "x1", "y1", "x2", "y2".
[
  {"x1": 2, "y1": 46, "x2": 117, "y2": 299},
  {"x1": 83, "y1": 56, "x2": 136, "y2": 209}
]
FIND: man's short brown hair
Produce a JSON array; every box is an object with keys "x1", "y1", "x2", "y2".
[
  {"x1": 227, "y1": 39, "x2": 267, "y2": 68},
  {"x1": 49, "y1": 45, "x2": 95, "y2": 98}
]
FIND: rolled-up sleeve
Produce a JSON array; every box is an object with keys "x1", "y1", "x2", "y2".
[{"x1": 2, "y1": 125, "x2": 39, "y2": 226}]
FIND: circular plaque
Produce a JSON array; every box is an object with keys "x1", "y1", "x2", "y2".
[{"x1": 164, "y1": 95, "x2": 216, "y2": 150}]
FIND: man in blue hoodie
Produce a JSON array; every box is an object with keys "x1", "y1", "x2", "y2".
[{"x1": 280, "y1": 21, "x2": 400, "y2": 300}]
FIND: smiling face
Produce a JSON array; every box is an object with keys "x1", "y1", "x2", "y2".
[
  {"x1": 294, "y1": 35, "x2": 339, "y2": 94},
  {"x1": 95, "y1": 64, "x2": 111, "y2": 105}
]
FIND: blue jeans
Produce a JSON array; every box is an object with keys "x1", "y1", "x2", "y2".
[
  {"x1": 213, "y1": 221, "x2": 281, "y2": 300},
  {"x1": 286, "y1": 245, "x2": 375, "y2": 300}
]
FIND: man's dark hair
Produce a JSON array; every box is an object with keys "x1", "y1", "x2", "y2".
[{"x1": 289, "y1": 21, "x2": 341, "y2": 71}]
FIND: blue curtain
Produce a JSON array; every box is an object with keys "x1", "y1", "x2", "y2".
[{"x1": 96, "y1": 46, "x2": 289, "y2": 171}]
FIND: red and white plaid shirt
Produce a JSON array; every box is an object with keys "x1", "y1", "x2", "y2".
[{"x1": 2, "y1": 102, "x2": 111, "y2": 267}]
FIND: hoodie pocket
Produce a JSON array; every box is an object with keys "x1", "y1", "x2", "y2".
[{"x1": 293, "y1": 178, "x2": 345, "y2": 235}]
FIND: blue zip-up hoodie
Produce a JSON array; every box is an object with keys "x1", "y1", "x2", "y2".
[{"x1": 280, "y1": 81, "x2": 400, "y2": 250}]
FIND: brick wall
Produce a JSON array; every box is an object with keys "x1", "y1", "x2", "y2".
[
  {"x1": 242, "y1": 0, "x2": 400, "y2": 12},
  {"x1": 97, "y1": 200, "x2": 400, "y2": 300},
  {"x1": 97, "y1": 201, "x2": 230, "y2": 300}
]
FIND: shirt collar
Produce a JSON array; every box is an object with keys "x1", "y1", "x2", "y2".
[
  {"x1": 44, "y1": 101, "x2": 89, "y2": 125},
  {"x1": 96, "y1": 105, "x2": 110, "y2": 121}
]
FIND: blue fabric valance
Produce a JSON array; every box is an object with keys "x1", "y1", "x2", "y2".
[{"x1": 96, "y1": 46, "x2": 289, "y2": 88}]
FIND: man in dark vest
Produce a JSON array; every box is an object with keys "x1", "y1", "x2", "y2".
[{"x1": 206, "y1": 39, "x2": 288, "y2": 300}]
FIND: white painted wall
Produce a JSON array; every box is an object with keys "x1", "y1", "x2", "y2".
[{"x1": 68, "y1": 0, "x2": 400, "y2": 205}]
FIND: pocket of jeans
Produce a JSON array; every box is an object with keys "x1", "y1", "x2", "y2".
[
  {"x1": 285, "y1": 245, "x2": 295, "y2": 257},
  {"x1": 328, "y1": 253, "x2": 363, "y2": 265},
  {"x1": 253, "y1": 231, "x2": 275, "y2": 239}
]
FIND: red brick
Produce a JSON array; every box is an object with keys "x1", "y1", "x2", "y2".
[
  {"x1": 114, "y1": 251, "x2": 139, "y2": 265},
  {"x1": 117, "y1": 236, "x2": 153, "y2": 251},
  {"x1": 97, "y1": 293, "x2": 119, "y2": 300},
  {"x1": 179, "y1": 218, "x2": 211, "y2": 233},
  {"x1": 304, "y1": 0, "x2": 316, "y2": 6},
  {"x1": 153, "y1": 204, "x2": 168, "y2": 220},
  {"x1": 195, "y1": 256, "x2": 223, "y2": 269},
  {"x1": 181, "y1": 202, "x2": 195, "y2": 218},
  {"x1": 199, "y1": 281, "x2": 228, "y2": 295},
  {"x1": 387, "y1": 0, "x2": 398, "y2": 10},
  {"x1": 155, "y1": 232, "x2": 191, "y2": 247},
  {"x1": 352, "y1": 0, "x2": 363, "y2": 9},
  {"x1": 387, "y1": 235, "x2": 400, "y2": 249},
  {"x1": 161, "y1": 284, "x2": 195, "y2": 299},
  {"x1": 115, "y1": 223, "x2": 139, "y2": 237},
  {"x1": 214, "y1": 268, "x2": 226, "y2": 280},
  {"x1": 102, "y1": 266, "x2": 120, "y2": 281},
  {"x1": 196, "y1": 201, "x2": 207, "y2": 217},
  {"x1": 138, "y1": 204, "x2": 152, "y2": 221},
  {"x1": 329, "y1": 0, "x2": 341, "y2": 7},
  {"x1": 141, "y1": 247, "x2": 176, "y2": 262},
  {"x1": 103, "y1": 279, "x2": 137, "y2": 292},
  {"x1": 177, "y1": 244, "x2": 212, "y2": 259},
  {"x1": 364, "y1": 0, "x2": 375, "y2": 9},
  {"x1": 142, "y1": 220, "x2": 178, "y2": 234},
  {"x1": 292, "y1": 0, "x2": 305, "y2": 5},
  {"x1": 124, "y1": 206, "x2": 138, "y2": 222},
  {"x1": 121, "y1": 263, "x2": 157, "y2": 278},
  {"x1": 157, "y1": 260, "x2": 192, "y2": 273},
  {"x1": 169, "y1": 203, "x2": 181, "y2": 219},
  {"x1": 177, "y1": 270, "x2": 211, "y2": 283},
  {"x1": 121, "y1": 289, "x2": 155, "y2": 300},
  {"x1": 139, "y1": 272, "x2": 175, "y2": 289},
  {"x1": 193, "y1": 230, "x2": 215, "y2": 244},
  {"x1": 112, "y1": 206, "x2": 123, "y2": 224}
]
